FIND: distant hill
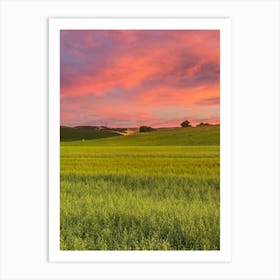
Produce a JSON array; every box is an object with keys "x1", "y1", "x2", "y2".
[
  {"x1": 60, "y1": 126, "x2": 121, "y2": 141},
  {"x1": 61, "y1": 125, "x2": 220, "y2": 146}
]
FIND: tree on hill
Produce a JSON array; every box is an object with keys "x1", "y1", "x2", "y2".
[
  {"x1": 197, "y1": 122, "x2": 210, "y2": 127},
  {"x1": 180, "y1": 120, "x2": 191, "y2": 127},
  {"x1": 139, "y1": 126, "x2": 155, "y2": 133}
]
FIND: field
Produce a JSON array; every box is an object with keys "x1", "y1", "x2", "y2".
[
  {"x1": 60, "y1": 125, "x2": 220, "y2": 250},
  {"x1": 60, "y1": 126, "x2": 120, "y2": 141}
]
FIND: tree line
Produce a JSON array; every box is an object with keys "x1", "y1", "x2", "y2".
[{"x1": 139, "y1": 120, "x2": 210, "y2": 133}]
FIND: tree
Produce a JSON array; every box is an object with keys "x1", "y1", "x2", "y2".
[
  {"x1": 180, "y1": 120, "x2": 191, "y2": 127},
  {"x1": 197, "y1": 122, "x2": 209, "y2": 127},
  {"x1": 139, "y1": 126, "x2": 155, "y2": 133}
]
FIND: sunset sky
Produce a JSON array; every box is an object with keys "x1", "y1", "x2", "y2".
[{"x1": 60, "y1": 30, "x2": 220, "y2": 127}]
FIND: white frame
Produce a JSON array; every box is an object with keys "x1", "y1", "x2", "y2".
[
  {"x1": 1, "y1": 0, "x2": 279, "y2": 279},
  {"x1": 49, "y1": 18, "x2": 231, "y2": 262}
]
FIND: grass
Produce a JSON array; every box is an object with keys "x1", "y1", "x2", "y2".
[
  {"x1": 60, "y1": 126, "x2": 220, "y2": 250},
  {"x1": 60, "y1": 126, "x2": 120, "y2": 141},
  {"x1": 61, "y1": 125, "x2": 220, "y2": 146}
]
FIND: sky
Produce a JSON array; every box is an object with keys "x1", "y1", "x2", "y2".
[{"x1": 60, "y1": 30, "x2": 220, "y2": 128}]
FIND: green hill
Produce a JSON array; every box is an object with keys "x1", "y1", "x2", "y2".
[
  {"x1": 60, "y1": 126, "x2": 120, "y2": 141},
  {"x1": 61, "y1": 125, "x2": 220, "y2": 146}
]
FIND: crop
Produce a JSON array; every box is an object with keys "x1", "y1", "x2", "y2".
[{"x1": 60, "y1": 126, "x2": 220, "y2": 250}]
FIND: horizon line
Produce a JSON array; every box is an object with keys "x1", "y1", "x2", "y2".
[{"x1": 61, "y1": 123, "x2": 220, "y2": 128}]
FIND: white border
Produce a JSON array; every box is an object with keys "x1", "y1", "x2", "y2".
[{"x1": 49, "y1": 18, "x2": 231, "y2": 262}]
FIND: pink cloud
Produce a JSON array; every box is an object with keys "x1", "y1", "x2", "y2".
[{"x1": 60, "y1": 30, "x2": 220, "y2": 127}]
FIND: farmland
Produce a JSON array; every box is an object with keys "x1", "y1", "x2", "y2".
[{"x1": 60, "y1": 125, "x2": 220, "y2": 250}]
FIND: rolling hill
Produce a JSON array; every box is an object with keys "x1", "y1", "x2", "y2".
[
  {"x1": 61, "y1": 125, "x2": 220, "y2": 146},
  {"x1": 60, "y1": 126, "x2": 121, "y2": 141}
]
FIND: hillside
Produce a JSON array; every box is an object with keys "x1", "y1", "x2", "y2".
[
  {"x1": 61, "y1": 125, "x2": 220, "y2": 146},
  {"x1": 60, "y1": 126, "x2": 120, "y2": 141}
]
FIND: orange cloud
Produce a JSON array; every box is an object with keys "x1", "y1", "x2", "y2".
[{"x1": 60, "y1": 30, "x2": 220, "y2": 127}]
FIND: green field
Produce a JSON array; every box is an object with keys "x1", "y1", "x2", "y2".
[
  {"x1": 60, "y1": 125, "x2": 220, "y2": 250},
  {"x1": 60, "y1": 126, "x2": 120, "y2": 141}
]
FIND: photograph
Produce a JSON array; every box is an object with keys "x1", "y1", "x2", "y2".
[
  {"x1": 1, "y1": 0, "x2": 279, "y2": 277},
  {"x1": 59, "y1": 28, "x2": 221, "y2": 251}
]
